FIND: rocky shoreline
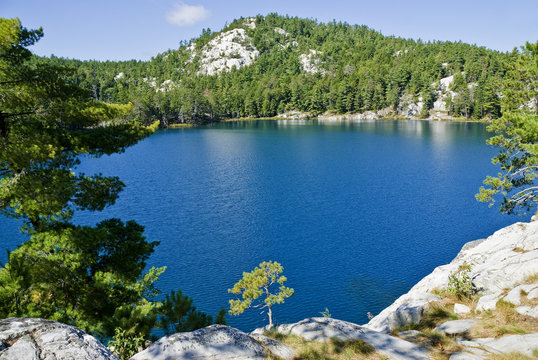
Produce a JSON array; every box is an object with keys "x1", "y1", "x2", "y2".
[
  {"x1": 366, "y1": 217, "x2": 538, "y2": 334},
  {"x1": 1, "y1": 218, "x2": 537, "y2": 359}
]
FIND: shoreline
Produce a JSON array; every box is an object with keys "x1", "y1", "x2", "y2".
[{"x1": 167, "y1": 114, "x2": 490, "y2": 127}]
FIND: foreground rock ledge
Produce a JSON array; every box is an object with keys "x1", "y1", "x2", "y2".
[
  {"x1": 263, "y1": 317, "x2": 429, "y2": 360},
  {"x1": 0, "y1": 317, "x2": 119, "y2": 360},
  {"x1": 131, "y1": 324, "x2": 269, "y2": 360}
]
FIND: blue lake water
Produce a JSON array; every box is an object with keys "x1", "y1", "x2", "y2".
[{"x1": 0, "y1": 119, "x2": 523, "y2": 331}]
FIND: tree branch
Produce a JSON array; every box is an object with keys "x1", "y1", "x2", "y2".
[
  {"x1": 1, "y1": 111, "x2": 37, "y2": 118},
  {"x1": 0, "y1": 79, "x2": 30, "y2": 85},
  {"x1": 511, "y1": 186, "x2": 538, "y2": 198},
  {"x1": 509, "y1": 165, "x2": 538, "y2": 180}
]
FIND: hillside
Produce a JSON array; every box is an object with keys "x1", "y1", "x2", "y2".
[{"x1": 45, "y1": 14, "x2": 511, "y2": 125}]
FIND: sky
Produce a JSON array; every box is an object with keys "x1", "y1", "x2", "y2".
[{"x1": 2, "y1": 0, "x2": 538, "y2": 61}]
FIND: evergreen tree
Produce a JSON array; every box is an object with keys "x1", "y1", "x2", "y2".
[
  {"x1": 0, "y1": 18, "x2": 220, "y2": 339},
  {"x1": 0, "y1": 18, "x2": 158, "y2": 230},
  {"x1": 476, "y1": 42, "x2": 538, "y2": 215},
  {"x1": 228, "y1": 261, "x2": 294, "y2": 327}
]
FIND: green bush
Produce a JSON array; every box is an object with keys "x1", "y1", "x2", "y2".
[
  {"x1": 447, "y1": 263, "x2": 473, "y2": 299},
  {"x1": 108, "y1": 328, "x2": 145, "y2": 360}
]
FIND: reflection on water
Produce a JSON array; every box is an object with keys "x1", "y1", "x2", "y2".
[
  {"x1": 221, "y1": 118, "x2": 487, "y2": 146},
  {"x1": 276, "y1": 119, "x2": 310, "y2": 126}
]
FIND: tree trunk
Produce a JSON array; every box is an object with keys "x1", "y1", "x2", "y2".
[
  {"x1": 267, "y1": 304, "x2": 273, "y2": 327},
  {"x1": 0, "y1": 113, "x2": 6, "y2": 139}
]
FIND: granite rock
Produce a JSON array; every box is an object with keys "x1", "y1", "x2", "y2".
[
  {"x1": 503, "y1": 283, "x2": 538, "y2": 305},
  {"x1": 449, "y1": 353, "x2": 484, "y2": 360},
  {"x1": 476, "y1": 292, "x2": 502, "y2": 312},
  {"x1": 0, "y1": 317, "x2": 118, "y2": 360},
  {"x1": 275, "y1": 317, "x2": 429, "y2": 360},
  {"x1": 249, "y1": 333, "x2": 294, "y2": 360},
  {"x1": 515, "y1": 305, "x2": 538, "y2": 318},
  {"x1": 473, "y1": 333, "x2": 538, "y2": 356},
  {"x1": 131, "y1": 325, "x2": 266, "y2": 360},
  {"x1": 434, "y1": 319, "x2": 478, "y2": 337},
  {"x1": 454, "y1": 303, "x2": 471, "y2": 315}
]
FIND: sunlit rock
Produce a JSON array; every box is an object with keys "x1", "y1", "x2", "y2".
[
  {"x1": 197, "y1": 28, "x2": 259, "y2": 76},
  {"x1": 0, "y1": 318, "x2": 118, "y2": 360}
]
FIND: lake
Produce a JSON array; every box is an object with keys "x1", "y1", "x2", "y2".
[{"x1": 0, "y1": 119, "x2": 523, "y2": 331}]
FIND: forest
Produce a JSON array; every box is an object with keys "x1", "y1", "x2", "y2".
[{"x1": 41, "y1": 14, "x2": 511, "y2": 126}]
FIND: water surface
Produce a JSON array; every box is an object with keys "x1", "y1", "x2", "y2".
[{"x1": 0, "y1": 119, "x2": 522, "y2": 331}]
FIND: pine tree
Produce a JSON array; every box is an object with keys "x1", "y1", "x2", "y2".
[
  {"x1": 476, "y1": 42, "x2": 538, "y2": 215},
  {"x1": 228, "y1": 261, "x2": 294, "y2": 327}
]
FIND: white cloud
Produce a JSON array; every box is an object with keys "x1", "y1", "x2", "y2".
[{"x1": 166, "y1": 2, "x2": 209, "y2": 27}]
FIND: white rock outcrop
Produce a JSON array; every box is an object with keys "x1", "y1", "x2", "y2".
[
  {"x1": 0, "y1": 318, "x2": 118, "y2": 360},
  {"x1": 299, "y1": 50, "x2": 324, "y2": 74},
  {"x1": 454, "y1": 303, "x2": 471, "y2": 315},
  {"x1": 385, "y1": 294, "x2": 442, "y2": 330},
  {"x1": 431, "y1": 75, "x2": 456, "y2": 118},
  {"x1": 318, "y1": 111, "x2": 380, "y2": 122},
  {"x1": 142, "y1": 77, "x2": 157, "y2": 88},
  {"x1": 475, "y1": 291, "x2": 502, "y2": 311},
  {"x1": 528, "y1": 287, "x2": 538, "y2": 299},
  {"x1": 366, "y1": 220, "x2": 538, "y2": 333},
  {"x1": 468, "y1": 333, "x2": 538, "y2": 356},
  {"x1": 243, "y1": 17, "x2": 256, "y2": 29},
  {"x1": 132, "y1": 325, "x2": 268, "y2": 360},
  {"x1": 396, "y1": 74, "x2": 459, "y2": 119},
  {"x1": 197, "y1": 28, "x2": 259, "y2": 76},
  {"x1": 273, "y1": 27, "x2": 290, "y2": 36},
  {"x1": 393, "y1": 49, "x2": 409, "y2": 57},
  {"x1": 503, "y1": 283, "x2": 538, "y2": 305},
  {"x1": 439, "y1": 75, "x2": 455, "y2": 92},
  {"x1": 397, "y1": 94, "x2": 424, "y2": 117},
  {"x1": 249, "y1": 333, "x2": 294, "y2": 360},
  {"x1": 276, "y1": 111, "x2": 312, "y2": 120},
  {"x1": 515, "y1": 305, "x2": 538, "y2": 318},
  {"x1": 156, "y1": 79, "x2": 178, "y2": 92}
]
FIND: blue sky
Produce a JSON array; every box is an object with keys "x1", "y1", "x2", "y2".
[{"x1": 2, "y1": 0, "x2": 537, "y2": 61}]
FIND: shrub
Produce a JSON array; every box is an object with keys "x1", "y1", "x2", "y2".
[
  {"x1": 108, "y1": 328, "x2": 145, "y2": 360},
  {"x1": 447, "y1": 263, "x2": 473, "y2": 299}
]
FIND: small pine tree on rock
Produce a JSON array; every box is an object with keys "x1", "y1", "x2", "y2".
[{"x1": 228, "y1": 261, "x2": 294, "y2": 327}]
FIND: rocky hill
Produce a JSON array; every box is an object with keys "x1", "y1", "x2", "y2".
[{"x1": 52, "y1": 14, "x2": 509, "y2": 125}]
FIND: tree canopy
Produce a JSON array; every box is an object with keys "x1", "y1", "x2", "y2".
[
  {"x1": 0, "y1": 18, "x2": 158, "y2": 231},
  {"x1": 0, "y1": 18, "x2": 222, "y2": 341},
  {"x1": 476, "y1": 41, "x2": 538, "y2": 215},
  {"x1": 0, "y1": 16, "x2": 162, "y2": 337}
]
